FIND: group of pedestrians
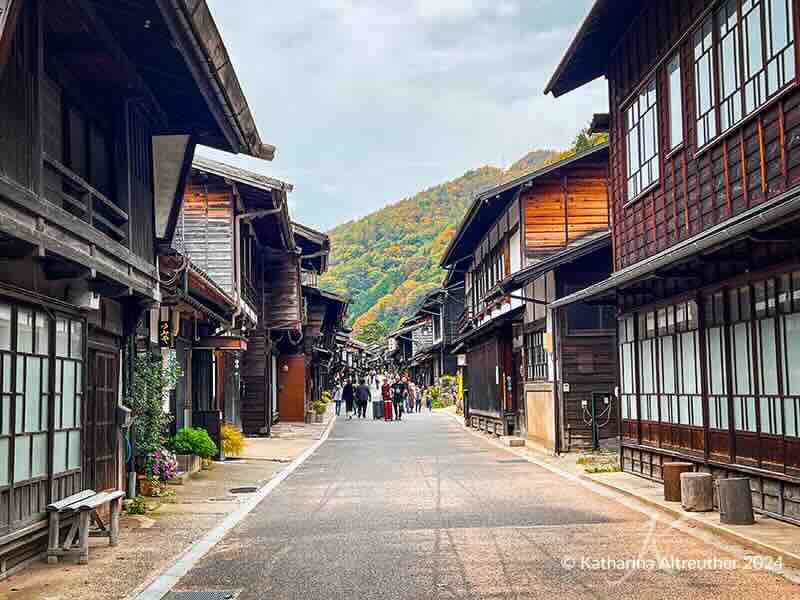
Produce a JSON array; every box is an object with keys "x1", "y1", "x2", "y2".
[
  {"x1": 333, "y1": 379, "x2": 373, "y2": 419},
  {"x1": 331, "y1": 374, "x2": 432, "y2": 421}
]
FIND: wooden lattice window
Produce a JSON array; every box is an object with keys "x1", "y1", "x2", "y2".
[{"x1": 525, "y1": 331, "x2": 547, "y2": 382}]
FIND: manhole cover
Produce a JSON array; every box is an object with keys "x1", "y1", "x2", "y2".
[
  {"x1": 229, "y1": 486, "x2": 258, "y2": 494},
  {"x1": 497, "y1": 459, "x2": 528, "y2": 464},
  {"x1": 164, "y1": 592, "x2": 240, "y2": 600}
]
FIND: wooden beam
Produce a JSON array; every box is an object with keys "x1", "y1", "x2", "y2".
[
  {"x1": 63, "y1": 0, "x2": 168, "y2": 127},
  {"x1": 0, "y1": 173, "x2": 156, "y2": 278}
]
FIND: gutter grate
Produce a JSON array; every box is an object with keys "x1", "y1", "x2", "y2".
[
  {"x1": 164, "y1": 592, "x2": 240, "y2": 600},
  {"x1": 496, "y1": 459, "x2": 528, "y2": 464}
]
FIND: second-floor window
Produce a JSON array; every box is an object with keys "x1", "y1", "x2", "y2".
[
  {"x1": 625, "y1": 78, "x2": 659, "y2": 201},
  {"x1": 667, "y1": 54, "x2": 684, "y2": 150},
  {"x1": 695, "y1": 0, "x2": 795, "y2": 149}
]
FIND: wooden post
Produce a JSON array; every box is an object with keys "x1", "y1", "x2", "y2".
[
  {"x1": 110, "y1": 498, "x2": 121, "y2": 547},
  {"x1": 663, "y1": 461, "x2": 694, "y2": 502},
  {"x1": 680, "y1": 472, "x2": 713, "y2": 512},
  {"x1": 78, "y1": 511, "x2": 90, "y2": 565},
  {"x1": 47, "y1": 511, "x2": 60, "y2": 564},
  {"x1": 718, "y1": 477, "x2": 755, "y2": 525}
]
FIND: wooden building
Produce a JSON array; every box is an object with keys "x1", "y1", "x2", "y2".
[
  {"x1": 303, "y1": 286, "x2": 349, "y2": 407},
  {"x1": 441, "y1": 145, "x2": 614, "y2": 441},
  {"x1": 0, "y1": 0, "x2": 274, "y2": 575},
  {"x1": 407, "y1": 288, "x2": 465, "y2": 388},
  {"x1": 547, "y1": 0, "x2": 800, "y2": 523},
  {"x1": 160, "y1": 157, "x2": 294, "y2": 443}
]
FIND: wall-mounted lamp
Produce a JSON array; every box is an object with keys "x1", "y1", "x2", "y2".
[{"x1": 281, "y1": 364, "x2": 289, "y2": 373}]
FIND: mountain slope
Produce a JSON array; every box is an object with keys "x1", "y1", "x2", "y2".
[{"x1": 319, "y1": 149, "x2": 558, "y2": 342}]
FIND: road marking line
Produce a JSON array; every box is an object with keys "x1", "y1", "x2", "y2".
[{"x1": 129, "y1": 416, "x2": 337, "y2": 600}]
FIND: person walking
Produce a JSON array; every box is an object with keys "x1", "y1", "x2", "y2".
[
  {"x1": 392, "y1": 377, "x2": 406, "y2": 421},
  {"x1": 414, "y1": 382, "x2": 422, "y2": 413},
  {"x1": 356, "y1": 379, "x2": 371, "y2": 418},
  {"x1": 342, "y1": 379, "x2": 355, "y2": 420},
  {"x1": 333, "y1": 383, "x2": 343, "y2": 416},
  {"x1": 382, "y1": 378, "x2": 392, "y2": 421},
  {"x1": 407, "y1": 381, "x2": 416, "y2": 413}
]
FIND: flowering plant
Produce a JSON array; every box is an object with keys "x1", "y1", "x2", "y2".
[{"x1": 145, "y1": 448, "x2": 179, "y2": 482}]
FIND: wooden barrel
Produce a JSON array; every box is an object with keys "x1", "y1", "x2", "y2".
[
  {"x1": 680, "y1": 472, "x2": 713, "y2": 512},
  {"x1": 718, "y1": 478, "x2": 755, "y2": 525},
  {"x1": 663, "y1": 462, "x2": 694, "y2": 502}
]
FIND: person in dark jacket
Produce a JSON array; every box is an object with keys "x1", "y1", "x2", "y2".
[
  {"x1": 342, "y1": 380, "x2": 355, "y2": 419},
  {"x1": 391, "y1": 377, "x2": 407, "y2": 421},
  {"x1": 356, "y1": 379, "x2": 371, "y2": 418}
]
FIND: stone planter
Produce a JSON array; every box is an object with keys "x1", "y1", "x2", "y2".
[
  {"x1": 314, "y1": 412, "x2": 324, "y2": 423},
  {"x1": 176, "y1": 453, "x2": 201, "y2": 475}
]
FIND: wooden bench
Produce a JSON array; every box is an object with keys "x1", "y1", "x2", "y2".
[{"x1": 46, "y1": 489, "x2": 125, "y2": 565}]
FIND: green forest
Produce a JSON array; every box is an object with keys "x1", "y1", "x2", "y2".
[{"x1": 319, "y1": 129, "x2": 606, "y2": 344}]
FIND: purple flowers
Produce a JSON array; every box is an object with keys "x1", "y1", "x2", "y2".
[{"x1": 145, "y1": 448, "x2": 179, "y2": 482}]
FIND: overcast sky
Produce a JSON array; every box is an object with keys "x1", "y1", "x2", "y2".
[{"x1": 199, "y1": 0, "x2": 607, "y2": 232}]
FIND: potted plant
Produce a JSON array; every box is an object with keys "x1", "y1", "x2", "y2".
[
  {"x1": 170, "y1": 427, "x2": 218, "y2": 472},
  {"x1": 139, "y1": 448, "x2": 179, "y2": 496},
  {"x1": 311, "y1": 399, "x2": 327, "y2": 423},
  {"x1": 220, "y1": 423, "x2": 245, "y2": 458}
]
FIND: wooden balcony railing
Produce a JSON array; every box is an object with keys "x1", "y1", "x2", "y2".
[{"x1": 42, "y1": 153, "x2": 129, "y2": 246}]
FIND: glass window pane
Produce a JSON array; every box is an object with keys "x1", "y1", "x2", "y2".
[
  {"x1": 692, "y1": 396, "x2": 703, "y2": 426},
  {"x1": 747, "y1": 397, "x2": 758, "y2": 431},
  {"x1": 0, "y1": 438, "x2": 8, "y2": 486},
  {"x1": 17, "y1": 309, "x2": 33, "y2": 354},
  {"x1": 719, "y1": 397, "x2": 730, "y2": 429},
  {"x1": 760, "y1": 319, "x2": 779, "y2": 395},
  {"x1": 14, "y1": 435, "x2": 30, "y2": 482},
  {"x1": 660, "y1": 395, "x2": 671, "y2": 423},
  {"x1": 55, "y1": 318, "x2": 69, "y2": 358},
  {"x1": 70, "y1": 321, "x2": 83, "y2": 359},
  {"x1": 1, "y1": 394, "x2": 8, "y2": 436},
  {"x1": 62, "y1": 361, "x2": 75, "y2": 429},
  {"x1": 786, "y1": 398, "x2": 798, "y2": 437},
  {"x1": 31, "y1": 432, "x2": 48, "y2": 478},
  {"x1": 784, "y1": 314, "x2": 800, "y2": 393},
  {"x1": 54, "y1": 431, "x2": 68, "y2": 474},
  {"x1": 35, "y1": 312, "x2": 49, "y2": 356},
  {"x1": 681, "y1": 332, "x2": 698, "y2": 394},
  {"x1": 0, "y1": 304, "x2": 10, "y2": 351},
  {"x1": 734, "y1": 323, "x2": 753, "y2": 394},
  {"x1": 2, "y1": 354, "x2": 9, "y2": 394},
  {"x1": 760, "y1": 397, "x2": 773, "y2": 434},
  {"x1": 68, "y1": 430, "x2": 81, "y2": 471},
  {"x1": 24, "y1": 357, "x2": 41, "y2": 432},
  {"x1": 668, "y1": 55, "x2": 683, "y2": 149},
  {"x1": 662, "y1": 337, "x2": 676, "y2": 394}
]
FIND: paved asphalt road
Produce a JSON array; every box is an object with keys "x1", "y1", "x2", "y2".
[{"x1": 169, "y1": 411, "x2": 798, "y2": 599}]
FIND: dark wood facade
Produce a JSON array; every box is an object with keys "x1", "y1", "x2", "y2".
[
  {"x1": 548, "y1": 0, "x2": 800, "y2": 523},
  {"x1": 442, "y1": 145, "x2": 613, "y2": 441},
  {"x1": 0, "y1": 0, "x2": 274, "y2": 575}
]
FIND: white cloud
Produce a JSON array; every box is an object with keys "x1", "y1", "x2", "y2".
[{"x1": 204, "y1": 0, "x2": 604, "y2": 231}]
